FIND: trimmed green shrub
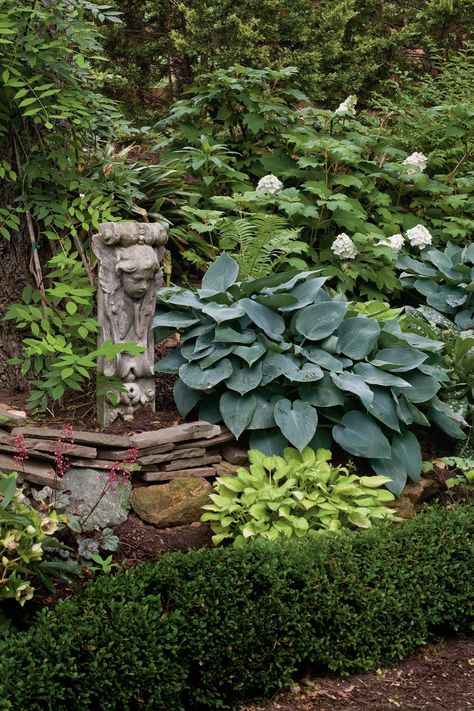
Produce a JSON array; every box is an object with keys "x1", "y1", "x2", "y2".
[{"x1": 0, "y1": 504, "x2": 472, "y2": 710}]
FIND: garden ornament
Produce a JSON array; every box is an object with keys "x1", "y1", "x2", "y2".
[{"x1": 92, "y1": 221, "x2": 168, "y2": 427}]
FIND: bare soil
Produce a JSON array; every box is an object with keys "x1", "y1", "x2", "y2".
[{"x1": 242, "y1": 638, "x2": 474, "y2": 711}]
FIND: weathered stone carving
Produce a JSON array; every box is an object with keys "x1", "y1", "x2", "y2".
[{"x1": 92, "y1": 222, "x2": 168, "y2": 427}]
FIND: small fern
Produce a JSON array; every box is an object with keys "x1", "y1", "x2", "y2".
[{"x1": 219, "y1": 214, "x2": 309, "y2": 278}]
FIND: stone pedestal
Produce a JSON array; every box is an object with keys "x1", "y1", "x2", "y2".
[{"x1": 92, "y1": 222, "x2": 168, "y2": 428}]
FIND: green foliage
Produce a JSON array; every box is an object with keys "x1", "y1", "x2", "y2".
[
  {"x1": 155, "y1": 254, "x2": 465, "y2": 493},
  {"x1": 401, "y1": 305, "x2": 474, "y2": 428},
  {"x1": 103, "y1": 0, "x2": 474, "y2": 110},
  {"x1": 440, "y1": 456, "x2": 474, "y2": 489},
  {"x1": 5, "y1": 251, "x2": 144, "y2": 411},
  {"x1": 398, "y1": 240, "x2": 474, "y2": 424},
  {"x1": 0, "y1": 0, "x2": 129, "y2": 241},
  {"x1": 373, "y1": 43, "x2": 474, "y2": 173},
  {"x1": 202, "y1": 447, "x2": 396, "y2": 546},
  {"x1": 0, "y1": 472, "x2": 77, "y2": 608},
  {"x1": 153, "y1": 65, "x2": 473, "y2": 295},
  {"x1": 0, "y1": 503, "x2": 472, "y2": 709},
  {"x1": 176, "y1": 206, "x2": 309, "y2": 276},
  {"x1": 398, "y1": 242, "x2": 474, "y2": 329}
]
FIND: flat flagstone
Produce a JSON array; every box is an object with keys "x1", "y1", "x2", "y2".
[
  {"x1": 12, "y1": 426, "x2": 132, "y2": 448},
  {"x1": 131, "y1": 422, "x2": 221, "y2": 449}
]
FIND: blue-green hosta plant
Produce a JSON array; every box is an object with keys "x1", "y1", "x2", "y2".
[
  {"x1": 154, "y1": 254, "x2": 466, "y2": 493},
  {"x1": 201, "y1": 447, "x2": 397, "y2": 547},
  {"x1": 398, "y1": 241, "x2": 474, "y2": 331}
]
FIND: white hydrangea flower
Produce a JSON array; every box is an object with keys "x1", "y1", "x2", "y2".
[
  {"x1": 406, "y1": 224, "x2": 432, "y2": 248},
  {"x1": 256, "y1": 174, "x2": 284, "y2": 194},
  {"x1": 377, "y1": 233, "x2": 404, "y2": 251},
  {"x1": 402, "y1": 152, "x2": 427, "y2": 175},
  {"x1": 331, "y1": 233, "x2": 358, "y2": 259},
  {"x1": 334, "y1": 95, "x2": 357, "y2": 116}
]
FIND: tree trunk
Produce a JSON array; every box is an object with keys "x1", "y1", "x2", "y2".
[{"x1": 0, "y1": 230, "x2": 32, "y2": 389}]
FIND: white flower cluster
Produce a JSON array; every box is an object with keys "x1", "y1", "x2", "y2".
[
  {"x1": 335, "y1": 95, "x2": 357, "y2": 116},
  {"x1": 377, "y1": 233, "x2": 405, "y2": 251},
  {"x1": 406, "y1": 224, "x2": 432, "y2": 248},
  {"x1": 402, "y1": 152, "x2": 427, "y2": 175},
  {"x1": 331, "y1": 233, "x2": 358, "y2": 259},
  {"x1": 256, "y1": 174, "x2": 284, "y2": 194}
]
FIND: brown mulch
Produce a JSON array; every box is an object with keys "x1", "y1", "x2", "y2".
[
  {"x1": 242, "y1": 638, "x2": 474, "y2": 711},
  {"x1": 114, "y1": 513, "x2": 213, "y2": 565}
]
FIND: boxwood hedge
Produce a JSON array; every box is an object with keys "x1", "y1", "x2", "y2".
[{"x1": 0, "y1": 503, "x2": 472, "y2": 711}]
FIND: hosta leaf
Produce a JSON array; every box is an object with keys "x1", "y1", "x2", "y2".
[
  {"x1": 392, "y1": 430, "x2": 422, "y2": 483},
  {"x1": 220, "y1": 391, "x2": 257, "y2": 439},
  {"x1": 199, "y1": 397, "x2": 221, "y2": 423},
  {"x1": 369, "y1": 388, "x2": 400, "y2": 431},
  {"x1": 336, "y1": 317, "x2": 380, "y2": 359},
  {"x1": 181, "y1": 342, "x2": 215, "y2": 362},
  {"x1": 261, "y1": 352, "x2": 297, "y2": 386},
  {"x1": 154, "y1": 349, "x2": 186, "y2": 374},
  {"x1": 295, "y1": 301, "x2": 347, "y2": 340},
  {"x1": 213, "y1": 326, "x2": 255, "y2": 344},
  {"x1": 426, "y1": 405, "x2": 466, "y2": 439},
  {"x1": 299, "y1": 373, "x2": 345, "y2": 407},
  {"x1": 164, "y1": 291, "x2": 204, "y2": 309},
  {"x1": 173, "y1": 379, "x2": 200, "y2": 417},
  {"x1": 301, "y1": 347, "x2": 350, "y2": 372},
  {"x1": 393, "y1": 372, "x2": 440, "y2": 403},
  {"x1": 371, "y1": 451, "x2": 407, "y2": 495},
  {"x1": 201, "y1": 252, "x2": 239, "y2": 293},
  {"x1": 273, "y1": 398, "x2": 318, "y2": 451},
  {"x1": 153, "y1": 311, "x2": 199, "y2": 329},
  {"x1": 370, "y1": 346, "x2": 428, "y2": 372},
  {"x1": 286, "y1": 363, "x2": 324, "y2": 383},
  {"x1": 198, "y1": 345, "x2": 233, "y2": 368},
  {"x1": 332, "y1": 411, "x2": 391, "y2": 459},
  {"x1": 258, "y1": 333, "x2": 292, "y2": 352},
  {"x1": 397, "y1": 254, "x2": 438, "y2": 277},
  {"x1": 248, "y1": 390, "x2": 281, "y2": 429},
  {"x1": 226, "y1": 359, "x2": 263, "y2": 395},
  {"x1": 279, "y1": 276, "x2": 328, "y2": 311},
  {"x1": 255, "y1": 294, "x2": 298, "y2": 309},
  {"x1": 266, "y1": 270, "x2": 321, "y2": 294},
  {"x1": 353, "y1": 363, "x2": 411, "y2": 388},
  {"x1": 240, "y1": 298, "x2": 285, "y2": 335},
  {"x1": 330, "y1": 372, "x2": 374, "y2": 409},
  {"x1": 202, "y1": 302, "x2": 245, "y2": 323},
  {"x1": 249, "y1": 428, "x2": 288, "y2": 455},
  {"x1": 181, "y1": 323, "x2": 215, "y2": 343},
  {"x1": 179, "y1": 359, "x2": 233, "y2": 390},
  {"x1": 308, "y1": 428, "x2": 332, "y2": 451},
  {"x1": 233, "y1": 343, "x2": 266, "y2": 365}
]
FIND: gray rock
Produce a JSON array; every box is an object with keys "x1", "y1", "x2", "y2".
[{"x1": 60, "y1": 467, "x2": 131, "y2": 529}]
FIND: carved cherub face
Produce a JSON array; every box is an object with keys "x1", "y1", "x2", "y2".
[{"x1": 115, "y1": 245, "x2": 159, "y2": 300}]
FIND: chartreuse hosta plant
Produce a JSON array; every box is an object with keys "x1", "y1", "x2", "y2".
[
  {"x1": 154, "y1": 254, "x2": 466, "y2": 494},
  {"x1": 201, "y1": 447, "x2": 397, "y2": 547}
]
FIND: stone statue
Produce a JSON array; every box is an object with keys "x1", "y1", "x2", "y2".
[{"x1": 92, "y1": 222, "x2": 169, "y2": 427}]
